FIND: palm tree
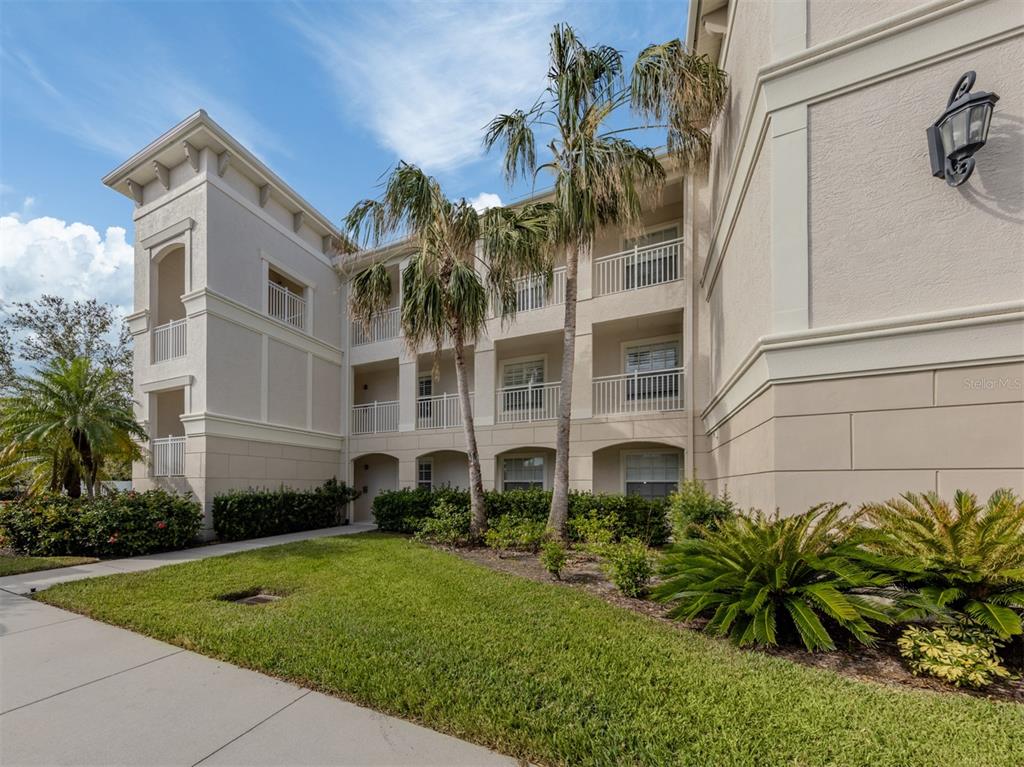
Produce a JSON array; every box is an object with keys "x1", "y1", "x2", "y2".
[
  {"x1": 485, "y1": 24, "x2": 728, "y2": 539},
  {"x1": 0, "y1": 356, "x2": 145, "y2": 497},
  {"x1": 344, "y1": 163, "x2": 552, "y2": 539}
]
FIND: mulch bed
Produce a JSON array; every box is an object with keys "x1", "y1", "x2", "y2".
[{"x1": 449, "y1": 545, "x2": 1024, "y2": 705}]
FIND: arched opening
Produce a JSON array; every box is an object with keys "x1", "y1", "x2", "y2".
[
  {"x1": 152, "y1": 245, "x2": 187, "y2": 362},
  {"x1": 494, "y1": 446, "x2": 556, "y2": 491},
  {"x1": 414, "y1": 449, "x2": 469, "y2": 490},
  {"x1": 592, "y1": 441, "x2": 683, "y2": 500},
  {"x1": 352, "y1": 453, "x2": 399, "y2": 523}
]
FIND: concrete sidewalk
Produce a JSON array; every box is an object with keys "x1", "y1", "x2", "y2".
[
  {"x1": 0, "y1": 523, "x2": 378, "y2": 595},
  {"x1": 0, "y1": 589, "x2": 516, "y2": 766}
]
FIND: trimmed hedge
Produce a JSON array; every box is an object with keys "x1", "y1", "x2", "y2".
[
  {"x1": 372, "y1": 487, "x2": 670, "y2": 545},
  {"x1": 0, "y1": 490, "x2": 202, "y2": 557},
  {"x1": 212, "y1": 479, "x2": 358, "y2": 542}
]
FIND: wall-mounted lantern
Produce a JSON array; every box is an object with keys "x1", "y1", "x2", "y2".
[{"x1": 928, "y1": 71, "x2": 999, "y2": 187}]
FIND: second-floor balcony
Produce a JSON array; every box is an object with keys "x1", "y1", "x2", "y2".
[
  {"x1": 417, "y1": 392, "x2": 469, "y2": 430},
  {"x1": 495, "y1": 381, "x2": 561, "y2": 423},
  {"x1": 352, "y1": 306, "x2": 401, "y2": 346},
  {"x1": 152, "y1": 318, "x2": 187, "y2": 363},
  {"x1": 351, "y1": 400, "x2": 400, "y2": 435},
  {"x1": 594, "y1": 237, "x2": 682, "y2": 296},
  {"x1": 593, "y1": 367, "x2": 685, "y2": 416}
]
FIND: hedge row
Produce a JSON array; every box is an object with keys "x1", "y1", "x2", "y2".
[
  {"x1": 0, "y1": 490, "x2": 202, "y2": 558},
  {"x1": 212, "y1": 478, "x2": 358, "y2": 542},
  {"x1": 372, "y1": 487, "x2": 670, "y2": 545}
]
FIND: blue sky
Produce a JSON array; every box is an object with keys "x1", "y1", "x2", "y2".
[{"x1": 0, "y1": 0, "x2": 688, "y2": 317}]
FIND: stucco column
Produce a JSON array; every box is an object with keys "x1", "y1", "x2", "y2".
[
  {"x1": 577, "y1": 246, "x2": 593, "y2": 301},
  {"x1": 474, "y1": 343, "x2": 496, "y2": 426},
  {"x1": 568, "y1": 451, "x2": 592, "y2": 493},
  {"x1": 398, "y1": 355, "x2": 417, "y2": 432},
  {"x1": 479, "y1": 454, "x2": 496, "y2": 491},
  {"x1": 398, "y1": 457, "x2": 417, "y2": 489},
  {"x1": 570, "y1": 326, "x2": 593, "y2": 419}
]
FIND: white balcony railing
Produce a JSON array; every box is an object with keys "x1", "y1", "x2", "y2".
[
  {"x1": 351, "y1": 306, "x2": 401, "y2": 346},
  {"x1": 417, "y1": 392, "x2": 469, "y2": 430},
  {"x1": 594, "y1": 237, "x2": 682, "y2": 296},
  {"x1": 151, "y1": 436, "x2": 186, "y2": 477},
  {"x1": 495, "y1": 381, "x2": 561, "y2": 423},
  {"x1": 268, "y1": 280, "x2": 307, "y2": 330},
  {"x1": 351, "y1": 400, "x2": 399, "y2": 435},
  {"x1": 593, "y1": 367, "x2": 685, "y2": 415},
  {"x1": 152, "y1": 319, "x2": 186, "y2": 363},
  {"x1": 504, "y1": 267, "x2": 567, "y2": 313}
]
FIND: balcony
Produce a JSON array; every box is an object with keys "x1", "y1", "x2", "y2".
[
  {"x1": 351, "y1": 400, "x2": 399, "y2": 435},
  {"x1": 592, "y1": 367, "x2": 685, "y2": 416},
  {"x1": 267, "y1": 279, "x2": 307, "y2": 330},
  {"x1": 594, "y1": 237, "x2": 682, "y2": 296},
  {"x1": 352, "y1": 306, "x2": 401, "y2": 346},
  {"x1": 503, "y1": 267, "x2": 566, "y2": 313},
  {"x1": 152, "y1": 318, "x2": 187, "y2": 363},
  {"x1": 151, "y1": 436, "x2": 185, "y2": 477},
  {"x1": 417, "y1": 392, "x2": 469, "y2": 430},
  {"x1": 495, "y1": 381, "x2": 561, "y2": 423}
]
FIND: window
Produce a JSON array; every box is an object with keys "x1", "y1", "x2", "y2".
[
  {"x1": 623, "y1": 225, "x2": 679, "y2": 289},
  {"x1": 502, "y1": 456, "x2": 545, "y2": 491},
  {"x1": 624, "y1": 452, "x2": 679, "y2": 500},
  {"x1": 624, "y1": 340, "x2": 680, "y2": 401},
  {"x1": 417, "y1": 459, "x2": 433, "y2": 490},
  {"x1": 501, "y1": 359, "x2": 545, "y2": 411},
  {"x1": 417, "y1": 375, "x2": 434, "y2": 420}
]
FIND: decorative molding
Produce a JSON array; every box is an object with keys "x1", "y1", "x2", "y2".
[
  {"x1": 183, "y1": 141, "x2": 200, "y2": 172},
  {"x1": 293, "y1": 210, "x2": 304, "y2": 233},
  {"x1": 140, "y1": 217, "x2": 196, "y2": 250},
  {"x1": 125, "y1": 308, "x2": 150, "y2": 336},
  {"x1": 180, "y1": 411, "x2": 343, "y2": 450},
  {"x1": 141, "y1": 375, "x2": 194, "y2": 393},
  {"x1": 152, "y1": 161, "x2": 170, "y2": 190},
  {"x1": 701, "y1": 303, "x2": 1024, "y2": 433},
  {"x1": 126, "y1": 179, "x2": 144, "y2": 206},
  {"x1": 259, "y1": 184, "x2": 270, "y2": 208},
  {"x1": 217, "y1": 150, "x2": 231, "y2": 177}
]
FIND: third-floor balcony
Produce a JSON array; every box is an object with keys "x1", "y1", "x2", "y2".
[
  {"x1": 594, "y1": 236, "x2": 682, "y2": 296},
  {"x1": 152, "y1": 318, "x2": 187, "y2": 363}
]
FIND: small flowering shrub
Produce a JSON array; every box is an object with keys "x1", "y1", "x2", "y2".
[
  {"x1": 898, "y1": 623, "x2": 1012, "y2": 688},
  {"x1": 0, "y1": 490, "x2": 201, "y2": 557},
  {"x1": 540, "y1": 539, "x2": 567, "y2": 580},
  {"x1": 484, "y1": 514, "x2": 547, "y2": 552},
  {"x1": 414, "y1": 499, "x2": 471, "y2": 546}
]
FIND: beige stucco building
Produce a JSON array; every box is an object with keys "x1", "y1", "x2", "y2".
[{"x1": 106, "y1": 0, "x2": 1023, "y2": 528}]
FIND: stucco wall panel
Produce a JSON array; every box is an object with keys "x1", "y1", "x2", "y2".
[
  {"x1": 807, "y1": 0, "x2": 924, "y2": 48},
  {"x1": 206, "y1": 317, "x2": 262, "y2": 420},
  {"x1": 267, "y1": 339, "x2": 308, "y2": 428},
  {"x1": 808, "y1": 38, "x2": 1024, "y2": 327}
]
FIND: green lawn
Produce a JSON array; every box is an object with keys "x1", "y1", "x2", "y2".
[
  {"x1": 39, "y1": 533, "x2": 1023, "y2": 767},
  {"x1": 0, "y1": 554, "x2": 96, "y2": 577}
]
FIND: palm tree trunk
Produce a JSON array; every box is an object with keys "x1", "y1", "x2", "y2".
[
  {"x1": 548, "y1": 244, "x2": 579, "y2": 540},
  {"x1": 453, "y1": 331, "x2": 487, "y2": 539}
]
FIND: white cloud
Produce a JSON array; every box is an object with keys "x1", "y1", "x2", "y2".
[
  {"x1": 0, "y1": 214, "x2": 133, "y2": 316},
  {"x1": 2, "y1": 48, "x2": 285, "y2": 161},
  {"x1": 470, "y1": 192, "x2": 503, "y2": 212},
  {"x1": 289, "y1": 2, "x2": 567, "y2": 171}
]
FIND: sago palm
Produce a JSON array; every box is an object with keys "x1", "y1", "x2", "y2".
[
  {"x1": 0, "y1": 356, "x2": 145, "y2": 498},
  {"x1": 855, "y1": 489, "x2": 1024, "y2": 638},
  {"x1": 485, "y1": 24, "x2": 727, "y2": 538},
  {"x1": 655, "y1": 504, "x2": 893, "y2": 651},
  {"x1": 344, "y1": 163, "x2": 553, "y2": 539}
]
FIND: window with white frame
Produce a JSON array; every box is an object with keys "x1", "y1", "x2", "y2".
[
  {"x1": 502, "y1": 456, "x2": 545, "y2": 491},
  {"x1": 623, "y1": 225, "x2": 679, "y2": 288},
  {"x1": 501, "y1": 358, "x2": 545, "y2": 411},
  {"x1": 417, "y1": 458, "x2": 433, "y2": 490},
  {"x1": 624, "y1": 340, "x2": 680, "y2": 400},
  {"x1": 418, "y1": 374, "x2": 433, "y2": 420},
  {"x1": 624, "y1": 452, "x2": 679, "y2": 500}
]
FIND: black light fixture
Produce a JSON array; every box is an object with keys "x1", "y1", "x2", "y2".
[{"x1": 927, "y1": 71, "x2": 999, "y2": 187}]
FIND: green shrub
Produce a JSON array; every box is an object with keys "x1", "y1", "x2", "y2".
[
  {"x1": 414, "y1": 499, "x2": 470, "y2": 545},
  {"x1": 540, "y1": 539, "x2": 567, "y2": 580},
  {"x1": 668, "y1": 479, "x2": 735, "y2": 538},
  {"x1": 600, "y1": 537, "x2": 654, "y2": 597},
  {"x1": 372, "y1": 487, "x2": 669, "y2": 545},
  {"x1": 0, "y1": 490, "x2": 201, "y2": 557},
  {"x1": 212, "y1": 479, "x2": 358, "y2": 542},
  {"x1": 484, "y1": 514, "x2": 547, "y2": 552},
  {"x1": 656, "y1": 504, "x2": 893, "y2": 651},
  {"x1": 569, "y1": 509, "x2": 619, "y2": 549},
  {"x1": 898, "y1": 622, "x2": 1012, "y2": 688},
  {"x1": 855, "y1": 489, "x2": 1024, "y2": 638}
]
